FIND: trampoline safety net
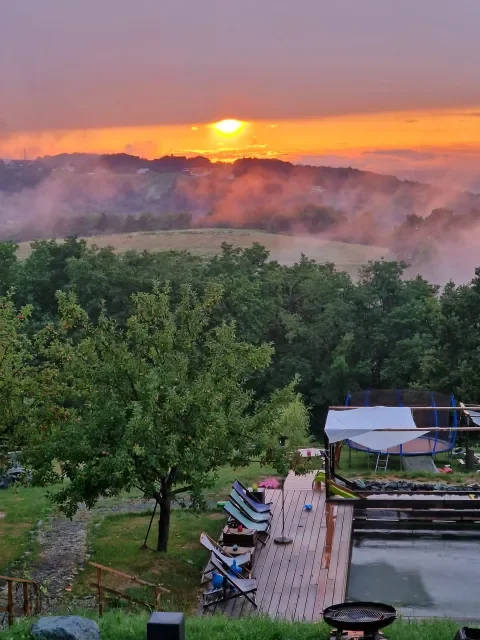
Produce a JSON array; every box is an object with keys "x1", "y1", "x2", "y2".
[{"x1": 345, "y1": 388, "x2": 458, "y2": 456}]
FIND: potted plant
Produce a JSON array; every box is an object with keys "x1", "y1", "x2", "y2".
[{"x1": 313, "y1": 470, "x2": 325, "y2": 491}]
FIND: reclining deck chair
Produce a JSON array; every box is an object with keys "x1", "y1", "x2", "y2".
[
  {"x1": 200, "y1": 532, "x2": 252, "y2": 580},
  {"x1": 229, "y1": 490, "x2": 271, "y2": 522},
  {"x1": 224, "y1": 501, "x2": 270, "y2": 544},
  {"x1": 233, "y1": 480, "x2": 273, "y2": 513},
  {"x1": 203, "y1": 555, "x2": 258, "y2": 609}
]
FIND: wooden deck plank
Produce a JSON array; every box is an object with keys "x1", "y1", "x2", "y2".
[
  {"x1": 302, "y1": 496, "x2": 328, "y2": 621},
  {"x1": 234, "y1": 488, "x2": 283, "y2": 619},
  {"x1": 292, "y1": 490, "x2": 326, "y2": 620},
  {"x1": 269, "y1": 490, "x2": 313, "y2": 618},
  {"x1": 313, "y1": 503, "x2": 339, "y2": 619},
  {"x1": 260, "y1": 490, "x2": 304, "y2": 615},
  {"x1": 281, "y1": 489, "x2": 321, "y2": 620},
  {"x1": 254, "y1": 489, "x2": 298, "y2": 605}
]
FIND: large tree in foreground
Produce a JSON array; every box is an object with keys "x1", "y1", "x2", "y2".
[{"x1": 32, "y1": 283, "x2": 309, "y2": 551}]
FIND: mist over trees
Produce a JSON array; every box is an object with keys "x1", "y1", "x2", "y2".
[{"x1": 2, "y1": 155, "x2": 480, "y2": 279}]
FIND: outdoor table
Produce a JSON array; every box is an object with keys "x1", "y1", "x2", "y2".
[
  {"x1": 222, "y1": 545, "x2": 255, "y2": 567},
  {"x1": 222, "y1": 526, "x2": 256, "y2": 547}
]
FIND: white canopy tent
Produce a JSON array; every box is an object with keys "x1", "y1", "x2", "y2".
[{"x1": 325, "y1": 406, "x2": 429, "y2": 451}]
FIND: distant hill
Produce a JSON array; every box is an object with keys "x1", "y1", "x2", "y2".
[{"x1": 2, "y1": 154, "x2": 480, "y2": 251}]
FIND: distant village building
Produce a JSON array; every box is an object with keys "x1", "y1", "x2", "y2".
[
  {"x1": 187, "y1": 168, "x2": 211, "y2": 178},
  {"x1": 311, "y1": 186, "x2": 324, "y2": 194},
  {"x1": 137, "y1": 168, "x2": 150, "y2": 175}
]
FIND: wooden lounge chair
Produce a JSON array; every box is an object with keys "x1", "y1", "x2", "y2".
[
  {"x1": 224, "y1": 501, "x2": 270, "y2": 544},
  {"x1": 229, "y1": 490, "x2": 272, "y2": 522},
  {"x1": 200, "y1": 532, "x2": 252, "y2": 579},
  {"x1": 233, "y1": 480, "x2": 273, "y2": 513},
  {"x1": 203, "y1": 555, "x2": 258, "y2": 609}
]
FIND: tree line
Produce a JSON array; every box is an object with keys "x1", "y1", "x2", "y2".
[{"x1": 1, "y1": 237, "x2": 480, "y2": 548}]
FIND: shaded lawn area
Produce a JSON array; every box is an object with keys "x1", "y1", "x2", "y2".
[
  {"x1": 0, "y1": 485, "x2": 54, "y2": 573},
  {"x1": 1, "y1": 609, "x2": 463, "y2": 640},
  {"x1": 74, "y1": 510, "x2": 224, "y2": 614}
]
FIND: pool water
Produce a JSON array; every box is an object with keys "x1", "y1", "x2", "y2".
[{"x1": 347, "y1": 533, "x2": 480, "y2": 619}]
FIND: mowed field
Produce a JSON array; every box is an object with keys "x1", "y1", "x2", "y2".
[{"x1": 18, "y1": 229, "x2": 390, "y2": 275}]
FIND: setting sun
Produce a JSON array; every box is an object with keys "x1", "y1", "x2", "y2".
[{"x1": 211, "y1": 119, "x2": 244, "y2": 135}]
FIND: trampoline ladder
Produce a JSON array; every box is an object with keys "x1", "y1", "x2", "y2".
[{"x1": 375, "y1": 453, "x2": 389, "y2": 472}]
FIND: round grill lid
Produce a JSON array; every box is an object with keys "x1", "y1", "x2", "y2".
[{"x1": 323, "y1": 602, "x2": 397, "y2": 632}]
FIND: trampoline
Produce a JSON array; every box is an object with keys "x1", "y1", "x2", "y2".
[{"x1": 344, "y1": 389, "x2": 458, "y2": 457}]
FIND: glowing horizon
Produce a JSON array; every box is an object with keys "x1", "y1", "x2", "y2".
[{"x1": 4, "y1": 107, "x2": 480, "y2": 168}]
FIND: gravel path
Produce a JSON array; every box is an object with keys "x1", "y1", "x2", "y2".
[{"x1": 1, "y1": 493, "x2": 219, "y2": 622}]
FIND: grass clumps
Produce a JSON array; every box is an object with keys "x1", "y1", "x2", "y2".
[{"x1": 0, "y1": 611, "x2": 465, "y2": 640}]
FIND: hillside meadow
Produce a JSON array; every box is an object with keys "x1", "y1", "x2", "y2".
[{"x1": 17, "y1": 229, "x2": 389, "y2": 276}]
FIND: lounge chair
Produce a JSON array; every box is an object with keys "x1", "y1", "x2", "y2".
[
  {"x1": 233, "y1": 480, "x2": 272, "y2": 513},
  {"x1": 229, "y1": 490, "x2": 271, "y2": 522},
  {"x1": 224, "y1": 501, "x2": 270, "y2": 544},
  {"x1": 203, "y1": 555, "x2": 258, "y2": 609},
  {"x1": 200, "y1": 533, "x2": 252, "y2": 578}
]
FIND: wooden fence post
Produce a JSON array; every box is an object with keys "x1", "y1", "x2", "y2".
[{"x1": 23, "y1": 582, "x2": 30, "y2": 616}]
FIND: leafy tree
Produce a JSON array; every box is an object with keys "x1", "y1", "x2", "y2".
[
  {"x1": 351, "y1": 261, "x2": 440, "y2": 389},
  {"x1": 16, "y1": 237, "x2": 88, "y2": 320},
  {"x1": 259, "y1": 256, "x2": 357, "y2": 430},
  {"x1": 32, "y1": 284, "x2": 309, "y2": 551},
  {"x1": 425, "y1": 271, "x2": 480, "y2": 400},
  {"x1": 0, "y1": 241, "x2": 19, "y2": 296},
  {"x1": 0, "y1": 296, "x2": 58, "y2": 449}
]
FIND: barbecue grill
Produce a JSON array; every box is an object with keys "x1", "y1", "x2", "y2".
[{"x1": 323, "y1": 602, "x2": 397, "y2": 640}]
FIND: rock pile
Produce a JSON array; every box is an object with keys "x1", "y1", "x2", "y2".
[{"x1": 353, "y1": 479, "x2": 480, "y2": 492}]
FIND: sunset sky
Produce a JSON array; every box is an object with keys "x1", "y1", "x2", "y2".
[{"x1": 3, "y1": 1, "x2": 480, "y2": 188}]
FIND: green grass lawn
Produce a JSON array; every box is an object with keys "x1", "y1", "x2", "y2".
[
  {"x1": 0, "y1": 462, "x2": 278, "y2": 581},
  {"x1": 0, "y1": 485, "x2": 55, "y2": 574},
  {"x1": 0, "y1": 610, "x2": 464, "y2": 640},
  {"x1": 74, "y1": 510, "x2": 224, "y2": 613},
  {"x1": 204, "y1": 461, "x2": 277, "y2": 502},
  {"x1": 337, "y1": 445, "x2": 480, "y2": 482}
]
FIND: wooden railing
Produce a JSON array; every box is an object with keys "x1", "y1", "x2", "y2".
[
  {"x1": 88, "y1": 562, "x2": 170, "y2": 615},
  {"x1": 0, "y1": 575, "x2": 41, "y2": 627}
]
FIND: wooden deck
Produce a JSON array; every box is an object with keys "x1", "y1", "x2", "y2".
[{"x1": 199, "y1": 486, "x2": 353, "y2": 620}]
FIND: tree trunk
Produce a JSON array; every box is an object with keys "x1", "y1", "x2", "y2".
[{"x1": 156, "y1": 495, "x2": 171, "y2": 552}]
